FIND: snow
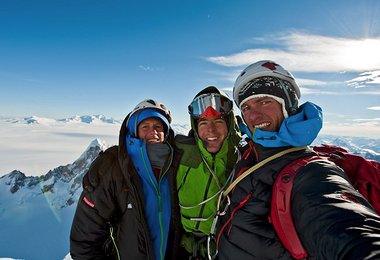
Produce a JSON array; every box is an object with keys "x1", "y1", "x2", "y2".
[
  {"x1": 0, "y1": 185, "x2": 76, "y2": 259},
  {"x1": 0, "y1": 116, "x2": 120, "y2": 177},
  {"x1": 0, "y1": 116, "x2": 190, "y2": 177},
  {"x1": 0, "y1": 115, "x2": 379, "y2": 259},
  {"x1": 63, "y1": 254, "x2": 73, "y2": 260},
  {"x1": 0, "y1": 115, "x2": 191, "y2": 260}
]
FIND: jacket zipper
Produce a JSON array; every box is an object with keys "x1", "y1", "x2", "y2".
[{"x1": 140, "y1": 143, "x2": 173, "y2": 260}]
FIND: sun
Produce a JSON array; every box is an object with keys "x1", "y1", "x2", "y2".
[{"x1": 338, "y1": 39, "x2": 380, "y2": 71}]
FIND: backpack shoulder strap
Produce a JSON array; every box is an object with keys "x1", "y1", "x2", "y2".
[
  {"x1": 223, "y1": 146, "x2": 308, "y2": 198},
  {"x1": 271, "y1": 155, "x2": 322, "y2": 259}
]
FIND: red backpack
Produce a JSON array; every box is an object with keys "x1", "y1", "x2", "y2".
[{"x1": 271, "y1": 144, "x2": 380, "y2": 259}]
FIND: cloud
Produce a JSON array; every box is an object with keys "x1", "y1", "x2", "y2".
[
  {"x1": 346, "y1": 70, "x2": 380, "y2": 88},
  {"x1": 296, "y1": 78, "x2": 328, "y2": 86},
  {"x1": 138, "y1": 65, "x2": 159, "y2": 71},
  {"x1": 219, "y1": 70, "x2": 328, "y2": 85},
  {"x1": 321, "y1": 122, "x2": 380, "y2": 139},
  {"x1": 352, "y1": 118, "x2": 380, "y2": 123},
  {"x1": 368, "y1": 106, "x2": 380, "y2": 111},
  {"x1": 300, "y1": 87, "x2": 336, "y2": 95},
  {"x1": 220, "y1": 87, "x2": 233, "y2": 92},
  {"x1": 206, "y1": 32, "x2": 380, "y2": 73},
  {"x1": 322, "y1": 117, "x2": 380, "y2": 138}
]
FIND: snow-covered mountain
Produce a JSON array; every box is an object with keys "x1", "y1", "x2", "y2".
[
  {"x1": 0, "y1": 139, "x2": 108, "y2": 260},
  {"x1": 58, "y1": 115, "x2": 122, "y2": 124},
  {"x1": 9, "y1": 114, "x2": 122, "y2": 125},
  {"x1": 0, "y1": 138, "x2": 107, "y2": 208},
  {"x1": 0, "y1": 115, "x2": 379, "y2": 259},
  {"x1": 312, "y1": 135, "x2": 380, "y2": 161}
]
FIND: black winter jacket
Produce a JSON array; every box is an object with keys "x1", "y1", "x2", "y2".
[
  {"x1": 217, "y1": 140, "x2": 380, "y2": 260},
  {"x1": 70, "y1": 115, "x2": 182, "y2": 260}
]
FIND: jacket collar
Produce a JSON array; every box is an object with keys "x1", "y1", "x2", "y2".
[{"x1": 245, "y1": 102, "x2": 322, "y2": 148}]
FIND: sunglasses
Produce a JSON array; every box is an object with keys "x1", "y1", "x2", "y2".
[{"x1": 188, "y1": 93, "x2": 233, "y2": 118}]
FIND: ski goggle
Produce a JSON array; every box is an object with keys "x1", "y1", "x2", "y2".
[{"x1": 188, "y1": 93, "x2": 233, "y2": 118}]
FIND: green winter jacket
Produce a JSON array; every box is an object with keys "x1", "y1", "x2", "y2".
[{"x1": 175, "y1": 107, "x2": 241, "y2": 236}]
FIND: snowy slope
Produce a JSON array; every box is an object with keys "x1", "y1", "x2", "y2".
[{"x1": 0, "y1": 139, "x2": 107, "y2": 260}]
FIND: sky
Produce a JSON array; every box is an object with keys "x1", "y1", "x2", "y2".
[{"x1": 1, "y1": 0, "x2": 380, "y2": 138}]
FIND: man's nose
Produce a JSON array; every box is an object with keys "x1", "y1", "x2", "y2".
[
  {"x1": 149, "y1": 127, "x2": 158, "y2": 134},
  {"x1": 246, "y1": 107, "x2": 261, "y2": 122},
  {"x1": 207, "y1": 122, "x2": 217, "y2": 132}
]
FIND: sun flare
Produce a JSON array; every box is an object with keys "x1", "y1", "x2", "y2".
[{"x1": 338, "y1": 39, "x2": 380, "y2": 71}]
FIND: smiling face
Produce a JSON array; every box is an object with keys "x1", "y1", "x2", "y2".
[
  {"x1": 137, "y1": 117, "x2": 165, "y2": 144},
  {"x1": 197, "y1": 116, "x2": 228, "y2": 154},
  {"x1": 241, "y1": 96, "x2": 284, "y2": 133}
]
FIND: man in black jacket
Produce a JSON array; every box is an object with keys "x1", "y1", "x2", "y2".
[
  {"x1": 70, "y1": 99, "x2": 182, "y2": 260},
  {"x1": 216, "y1": 60, "x2": 380, "y2": 259}
]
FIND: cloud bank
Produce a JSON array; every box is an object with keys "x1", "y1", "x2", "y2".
[{"x1": 206, "y1": 32, "x2": 380, "y2": 73}]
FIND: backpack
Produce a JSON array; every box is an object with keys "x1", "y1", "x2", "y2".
[{"x1": 271, "y1": 144, "x2": 380, "y2": 259}]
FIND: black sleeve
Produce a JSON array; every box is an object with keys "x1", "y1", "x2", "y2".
[
  {"x1": 70, "y1": 148, "x2": 121, "y2": 259},
  {"x1": 292, "y1": 160, "x2": 380, "y2": 260}
]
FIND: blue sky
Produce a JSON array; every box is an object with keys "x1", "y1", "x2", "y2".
[{"x1": 1, "y1": 0, "x2": 380, "y2": 138}]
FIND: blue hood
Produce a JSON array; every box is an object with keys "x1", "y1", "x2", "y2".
[
  {"x1": 127, "y1": 108, "x2": 170, "y2": 138},
  {"x1": 241, "y1": 102, "x2": 322, "y2": 147}
]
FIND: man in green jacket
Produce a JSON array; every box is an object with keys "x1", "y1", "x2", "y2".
[{"x1": 175, "y1": 86, "x2": 241, "y2": 259}]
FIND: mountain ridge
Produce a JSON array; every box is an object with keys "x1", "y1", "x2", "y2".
[{"x1": 8, "y1": 115, "x2": 122, "y2": 125}]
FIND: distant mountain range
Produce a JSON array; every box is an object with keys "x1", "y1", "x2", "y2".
[
  {"x1": 7, "y1": 114, "x2": 122, "y2": 125},
  {"x1": 312, "y1": 135, "x2": 380, "y2": 161},
  {"x1": 3, "y1": 115, "x2": 191, "y2": 136},
  {"x1": 0, "y1": 115, "x2": 379, "y2": 259}
]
